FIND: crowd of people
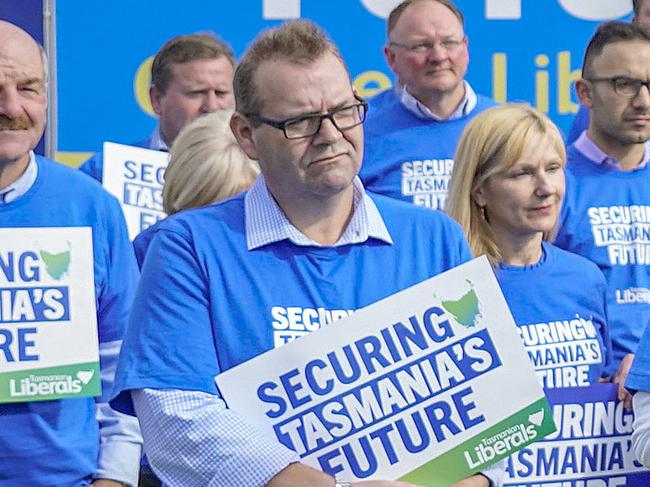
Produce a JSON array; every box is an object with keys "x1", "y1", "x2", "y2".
[{"x1": 2, "y1": 0, "x2": 650, "y2": 486}]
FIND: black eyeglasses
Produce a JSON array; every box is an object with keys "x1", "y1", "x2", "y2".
[
  {"x1": 586, "y1": 76, "x2": 650, "y2": 98},
  {"x1": 245, "y1": 97, "x2": 368, "y2": 140}
]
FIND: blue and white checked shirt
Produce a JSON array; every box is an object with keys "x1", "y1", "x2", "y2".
[
  {"x1": 245, "y1": 174, "x2": 393, "y2": 249},
  {"x1": 134, "y1": 176, "x2": 504, "y2": 487}
]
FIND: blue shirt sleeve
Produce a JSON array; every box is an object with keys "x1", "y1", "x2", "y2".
[
  {"x1": 111, "y1": 225, "x2": 222, "y2": 414},
  {"x1": 78, "y1": 152, "x2": 104, "y2": 183},
  {"x1": 96, "y1": 196, "x2": 140, "y2": 344},
  {"x1": 95, "y1": 192, "x2": 142, "y2": 483}
]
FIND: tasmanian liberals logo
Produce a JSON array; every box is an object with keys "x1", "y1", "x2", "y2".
[
  {"x1": 39, "y1": 248, "x2": 71, "y2": 280},
  {"x1": 463, "y1": 409, "x2": 544, "y2": 468},
  {"x1": 615, "y1": 287, "x2": 650, "y2": 304},
  {"x1": 439, "y1": 280, "x2": 482, "y2": 329},
  {"x1": 9, "y1": 370, "x2": 94, "y2": 398}
]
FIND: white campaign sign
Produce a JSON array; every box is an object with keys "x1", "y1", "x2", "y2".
[
  {"x1": 217, "y1": 257, "x2": 555, "y2": 485},
  {"x1": 0, "y1": 227, "x2": 100, "y2": 403},
  {"x1": 102, "y1": 142, "x2": 169, "y2": 240}
]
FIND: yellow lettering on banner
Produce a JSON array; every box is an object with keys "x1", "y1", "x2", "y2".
[
  {"x1": 353, "y1": 70, "x2": 392, "y2": 98},
  {"x1": 492, "y1": 53, "x2": 507, "y2": 103},
  {"x1": 535, "y1": 54, "x2": 550, "y2": 113},
  {"x1": 558, "y1": 51, "x2": 580, "y2": 114},
  {"x1": 134, "y1": 56, "x2": 155, "y2": 117}
]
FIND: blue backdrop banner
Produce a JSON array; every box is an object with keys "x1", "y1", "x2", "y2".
[{"x1": 54, "y1": 0, "x2": 634, "y2": 162}]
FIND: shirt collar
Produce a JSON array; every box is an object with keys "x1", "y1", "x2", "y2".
[
  {"x1": 397, "y1": 80, "x2": 477, "y2": 121},
  {"x1": 245, "y1": 175, "x2": 393, "y2": 250},
  {"x1": 574, "y1": 130, "x2": 650, "y2": 171},
  {"x1": 148, "y1": 125, "x2": 170, "y2": 151},
  {"x1": 0, "y1": 151, "x2": 38, "y2": 204}
]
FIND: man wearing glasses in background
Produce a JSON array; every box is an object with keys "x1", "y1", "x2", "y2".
[
  {"x1": 110, "y1": 19, "x2": 501, "y2": 487},
  {"x1": 555, "y1": 22, "x2": 650, "y2": 397},
  {"x1": 566, "y1": 0, "x2": 650, "y2": 144},
  {"x1": 360, "y1": 0, "x2": 496, "y2": 211}
]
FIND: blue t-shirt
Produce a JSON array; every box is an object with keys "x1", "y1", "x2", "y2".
[
  {"x1": 566, "y1": 105, "x2": 589, "y2": 145},
  {"x1": 79, "y1": 135, "x2": 154, "y2": 183},
  {"x1": 132, "y1": 218, "x2": 163, "y2": 269},
  {"x1": 555, "y1": 144, "x2": 650, "y2": 375},
  {"x1": 0, "y1": 157, "x2": 138, "y2": 486},
  {"x1": 495, "y1": 242, "x2": 611, "y2": 388},
  {"x1": 359, "y1": 89, "x2": 497, "y2": 210},
  {"x1": 111, "y1": 192, "x2": 472, "y2": 414}
]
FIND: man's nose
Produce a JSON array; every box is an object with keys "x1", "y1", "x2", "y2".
[
  {"x1": 632, "y1": 83, "x2": 650, "y2": 108},
  {"x1": 313, "y1": 116, "x2": 342, "y2": 143},
  {"x1": 202, "y1": 91, "x2": 231, "y2": 112},
  {"x1": 426, "y1": 42, "x2": 449, "y2": 62},
  {"x1": 0, "y1": 87, "x2": 23, "y2": 118}
]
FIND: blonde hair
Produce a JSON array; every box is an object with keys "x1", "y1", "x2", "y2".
[
  {"x1": 163, "y1": 110, "x2": 259, "y2": 214},
  {"x1": 445, "y1": 104, "x2": 565, "y2": 265}
]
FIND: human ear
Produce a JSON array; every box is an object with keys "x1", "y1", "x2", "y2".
[
  {"x1": 230, "y1": 112, "x2": 259, "y2": 161},
  {"x1": 575, "y1": 79, "x2": 594, "y2": 108}
]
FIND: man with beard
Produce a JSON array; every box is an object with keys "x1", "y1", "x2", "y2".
[{"x1": 556, "y1": 21, "x2": 650, "y2": 393}]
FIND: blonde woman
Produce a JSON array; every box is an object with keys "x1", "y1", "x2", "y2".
[
  {"x1": 133, "y1": 109, "x2": 259, "y2": 267},
  {"x1": 446, "y1": 103, "x2": 615, "y2": 392}
]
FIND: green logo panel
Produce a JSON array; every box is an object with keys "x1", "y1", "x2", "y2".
[
  {"x1": 0, "y1": 361, "x2": 101, "y2": 403},
  {"x1": 400, "y1": 398, "x2": 555, "y2": 486}
]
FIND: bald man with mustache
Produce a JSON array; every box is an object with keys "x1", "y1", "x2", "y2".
[{"x1": 0, "y1": 20, "x2": 141, "y2": 487}]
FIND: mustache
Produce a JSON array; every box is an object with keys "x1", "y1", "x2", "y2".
[{"x1": 0, "y1": 114, "x2": 32, "y2": 130}]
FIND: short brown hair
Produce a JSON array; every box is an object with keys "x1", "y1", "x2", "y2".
[
  {"x1": 387, "y1": 0, "x2": 464, "y2": 36},
  {"x1": 582, "y1": 21, "x2": 650, "y2": 77},
  {"x1": 151, "y1": 32, "x2": 235, "y2": 93},
  {"x1": 233, "y1": 20, "x2": 347, "y2": 116}
]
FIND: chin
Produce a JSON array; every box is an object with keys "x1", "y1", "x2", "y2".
[
  {"x1": 311, "y1": 177, "x2": 354, "y2": 196},
  {"x1": 0, "y1": 146, "x2": 31, "y2": 165}
]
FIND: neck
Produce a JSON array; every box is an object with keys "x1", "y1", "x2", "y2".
[
  {"x1": 0, "y1": 153, "x2": 30, "y2": 192},
  {"x1": 272, "y1": 187, "x2": 355, "y2": 246},
  {"x1": 587, "y1": 127, "x2": 646, "y2": 171},
  {"x1": 494, "y1": 230, "x2": 544, "y2": 266},
  {"x1": 407, "y1": 82, "x2": 466, "y2": 119},
  {"x1": 159, "y1": 126, "x2": 173, "y2": 148}
]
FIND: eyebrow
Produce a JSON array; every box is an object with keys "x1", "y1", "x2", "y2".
[
  {"x1": 288, "y1": 98, "x2": 359, "y2": 119},
  {"x1": 13, "y1": 76, "x2": 43, "y2": 85}
]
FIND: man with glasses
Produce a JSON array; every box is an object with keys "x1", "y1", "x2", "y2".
[
  {"x1": 567, "y1": 0, "x2": 650, "y2": 144},
  {"x1": 110, "y1": 19, "x2": 500, "y2": 487},
  {"x1": 360, "y1": 0, "x2": 496, "y2": 211},
  {"x1": 555, "y1": 21, "x2": 650, "y2": 390}
]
